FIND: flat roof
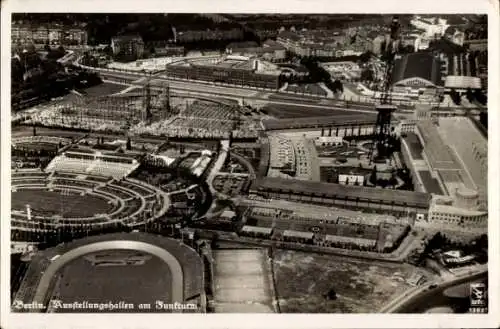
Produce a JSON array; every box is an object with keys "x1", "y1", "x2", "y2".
[
  {"x1": 418, "y1": 170, "x2": 444, "y2": 195},
  {"x1": 417, "y1": 121, "x2": 461, "y2": 170},
  {"x1": 283, "y1": 230, "x2": 314, "y2": 239},
  {"x1": 262, "y1": 113, "x2": 377, "y2": 130},
  {"x1": 403, "y1": 133, "x2": 424, "y2": 160},
  {"x1": 325, "y1": 234, "x2": 376, "y2": 244},
  {"x1": 392, "y1": 52, "x2": 442, "y2": 86},
  {"x1": 251, "y1": 177, "x2": 431, "y2": 208},
  {"x1": 445, "y1": 76, "x2": 482, "y2": 89},
  {"x1": 241, "y1": 225, "x2": 273, "y2": 234}
]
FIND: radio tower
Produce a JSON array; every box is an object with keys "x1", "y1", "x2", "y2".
[{"x1": 368, "y1": 15, "x2": 401, "y2": 164}]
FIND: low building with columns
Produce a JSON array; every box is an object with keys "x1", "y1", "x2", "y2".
[
  {"x1": 262, "y1": 113, "x2": 380, "y2": 138},
  {"x1": 400, "y1": 117, "x2": 487, "y2": 228},
  {"x1": 249, "y1": 176, "x2": 431, "y2": 219}
]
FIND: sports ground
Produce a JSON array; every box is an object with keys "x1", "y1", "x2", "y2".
[
  {"x1": 12, "y1": 189, "x2": 113, "y2": 218},
  {"x1": 51, "y1": 250, "x2": 172, "y2": 313}
]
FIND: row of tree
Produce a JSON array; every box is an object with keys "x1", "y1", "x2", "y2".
[{"x1": 449, "y1": 88, "x2": 487, "y2": 106}]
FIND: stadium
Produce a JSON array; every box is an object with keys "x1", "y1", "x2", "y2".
[
  {"x1": 12, "y1": 233, "x2": 204, "y2": 313},
  {"x1": 10, "y1": 134, "x2": 216, "y2": 236},
  {"x1": 165, "y1": 55, "x2": 282, "y2": 89},
  {"x1": 11, "y1": 168, "x2": 170, "y2": 232}
]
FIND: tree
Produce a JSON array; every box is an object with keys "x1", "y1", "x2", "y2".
[
  {"x1": 449, "y1": 88, "x2": 461, "y2": 105},
  {"x1": 333, "y1": 79, "x2": 343, "y2": 93},
  {"x1": 479, "y1": 112, "x2": 488, "y2": 128},
  {"x1": 473, "y1": 89, "x2": 487, "y2": 105},
  {"x1": 360, "y1": 69, "x2": 374, "y2": 82},
  {"x1": 103, "y1": 45, "x2": 113, "y2": 56},
  {"x1": 466, "y1": 87, "x2": 474, "y2": 103},
  {"x1": 325, "y1": 288, "x2": 337, "y2": 300},
  {"x1": 359, "y1": 51, "x2": 372, "y2": 63}
]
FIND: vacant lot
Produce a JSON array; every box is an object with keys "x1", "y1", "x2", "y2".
[{"x1": 273, "y1": 250, "x2": 418, "y2": 313}]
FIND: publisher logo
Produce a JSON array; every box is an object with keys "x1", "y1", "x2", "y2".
[{"x1": 470, "y1": 283, "x2": 487, "y2": 307}]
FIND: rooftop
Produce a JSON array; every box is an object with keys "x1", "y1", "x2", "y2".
[
  {"x1": 428, "y1": 38, "x2": 466, "y2": 54},
  {"x1": 226, "y1": 41, "x2": 259, "y2": 50},
  {"x1": 277, "y1": 31, "x2": 301, "y2": 42},
  {"x1": 112, "y1": 34, "x2": 143, "y2": 42},
  {"x1": 417, "y1": 121, "x2": 461, "y2": 170},
  {"x1": 444, "y1": 76, "x2": 482, "y2": 89},
  {"x1": 392, "y1": 52, "x2": 442, "y2": 86},
  {"x1": 251, "y1": 177, "x2": 431, "y2": 208},
  {"x1": 262, "y1": 113, "x2": 377, "y2": 131},
  {"x1": 403, "y1": 132, "x2": 424, "y2": 160},
  {"x1": 418, "y1": 170, "x2": 444, "y2": 195}
]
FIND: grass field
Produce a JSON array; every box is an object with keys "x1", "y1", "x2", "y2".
[
  {"x1": 79, "y1": 82, "x2": 127, "y2": 97},
  {"x1": 55, "y1": 82, "x2": 128, "y2": 105},
  {"x1": 54, "y1": 250, "x2": 172, "y2": 313},
  {"x1": 273, "y1": 250, "x2": 418, "y2": 313},
  {"x1": 12, "y1": 189, "x2": 113, "y2": 218}
]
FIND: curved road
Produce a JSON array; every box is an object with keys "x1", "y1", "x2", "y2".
[{"x1": 380, "y1": 268, "x2": 487, "y2": 313}]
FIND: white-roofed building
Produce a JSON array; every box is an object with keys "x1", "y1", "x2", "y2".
[
  {"x1": 314, "y1": 136, "x2": 343, "y2": 147},
  {"x1": 324, "y1": 234, "x2": 376, "y2": 247},
  {"x1": 282, "y1": 230, "x2": 314, "y2": 241},
  {"x1": 240, "y1": 225, "x2": 273, "y2": 237},
  {"x1": 444, "y1": 75, "x2": 482, "y2": 91}
]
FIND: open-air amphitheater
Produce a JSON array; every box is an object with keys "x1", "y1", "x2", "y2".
[{"x1": 11, "y1": 168, "x2": 170, "y2": 231}]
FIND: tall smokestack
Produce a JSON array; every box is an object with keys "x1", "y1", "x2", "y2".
[{"x1": 26, "y1": 204, "x2": 31, "y2": 221}]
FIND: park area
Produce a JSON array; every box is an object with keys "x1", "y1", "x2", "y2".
[
  {"x1": 273, "y1": 250, "x2": 421, "y2": 313},
  {"x1": 316, "y1": 141, "x2": 372, "y2": 159}
]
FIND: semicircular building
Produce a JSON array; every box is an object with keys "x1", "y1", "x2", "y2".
[{"x1": 13, "y1": 233, "x2": 204, "y2": 313}]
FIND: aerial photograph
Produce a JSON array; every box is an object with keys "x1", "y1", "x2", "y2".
[{"x1": 9, "y1": 13, "x2": 488, "y2": 314}]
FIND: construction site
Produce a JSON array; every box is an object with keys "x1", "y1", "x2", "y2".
[{"x1": 27, "y1": 82, "x2": 175, "y2": 131}]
